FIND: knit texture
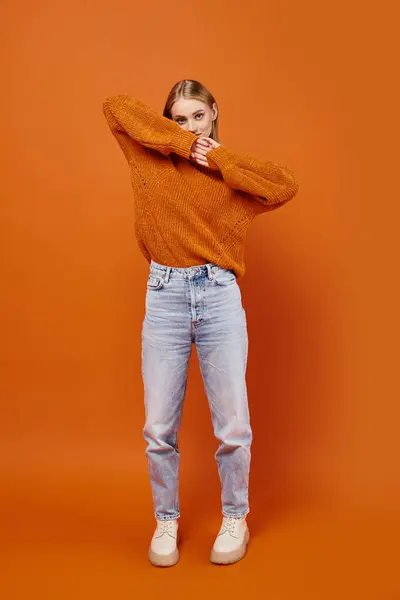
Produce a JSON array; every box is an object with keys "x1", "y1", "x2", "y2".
[{"x1": 102, "y1": 94, "x2": 299, "y2": 280}]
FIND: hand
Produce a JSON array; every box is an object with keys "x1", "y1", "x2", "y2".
[{"x1": 190, "y1": 137, "x2": 220, "y2": 168}]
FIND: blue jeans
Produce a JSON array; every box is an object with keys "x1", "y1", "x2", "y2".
[{"x1": 141, "y1": 259, "x2": 252, "y2": 521}]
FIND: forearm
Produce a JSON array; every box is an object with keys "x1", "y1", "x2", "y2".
[
  {"x1": 206, "y1": 145, "x2": 299, "y2": 208},
  {"x1": 102, "y1": 94, "x2": 197, "y2": 161}
]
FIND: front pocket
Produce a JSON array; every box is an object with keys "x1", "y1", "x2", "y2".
[
  {"x1": 147, "y1": 275, "x2": 164, "y2": 290},
  {"x1": 214, "y1": 270, "x2": 237, "y2": 286}
]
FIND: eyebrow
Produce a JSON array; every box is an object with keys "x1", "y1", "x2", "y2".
[{"x1": 173, "y1": 110, "x2": 204, "y2": 119}]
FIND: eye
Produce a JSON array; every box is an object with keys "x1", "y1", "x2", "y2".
[{"x1": 176, "y1": 113, "x2": 204, "y2": 125}]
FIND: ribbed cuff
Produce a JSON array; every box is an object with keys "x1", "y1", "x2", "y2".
[
  {"x1": 169, "y1": 128, "x2": 198, "y2": 159},
  {"x1": 206, "y1": 145, "x2": 237, "y2": 171}
]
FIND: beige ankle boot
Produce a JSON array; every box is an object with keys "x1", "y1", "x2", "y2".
[
  {"x1": 210, "y1": 516, "x2": 250, "y2": 565},
  {"x1": 148, "y1": 518, "x2": 180, "y2": 567}
]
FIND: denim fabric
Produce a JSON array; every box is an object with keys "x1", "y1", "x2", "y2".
[{"x1": 141, "y1": 259, "x2": 252, "y2": 521}]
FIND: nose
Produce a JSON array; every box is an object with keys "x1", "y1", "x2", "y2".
[{"x1": 188, "y1": 119, "x2": 197, "y2": 133}]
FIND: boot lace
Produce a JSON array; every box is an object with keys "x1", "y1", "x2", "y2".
[
  {"x1": 158, "y1": 519, "x2": 175, "y2": 536},
  {"x1": 223, "y1": 516, "x2": 241, "y2": 536}
]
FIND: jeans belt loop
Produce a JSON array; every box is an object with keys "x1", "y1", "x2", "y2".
[{"x1": 164, "y1": 267, "x2": 171, "y2": 284}]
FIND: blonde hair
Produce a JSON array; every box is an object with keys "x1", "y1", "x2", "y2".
[{"x1": 163, "y1": 79, "x2": 220, "y2": 143}]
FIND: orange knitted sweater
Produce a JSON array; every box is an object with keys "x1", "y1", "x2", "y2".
[{"x1": 102, "y1": 94, "x2": 299, "y2": 280}]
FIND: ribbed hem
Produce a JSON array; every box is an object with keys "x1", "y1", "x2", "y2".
[{"x1": 169, "y1": 128, "x2": 198, "y2": 160}]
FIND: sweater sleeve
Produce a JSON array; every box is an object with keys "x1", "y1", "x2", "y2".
[
  {"x1": 206, "y1": 145, "x2": 299, "y2": 210},
  {"x1": 102, "y1": 94, "x2": 198, "y2": 164}
]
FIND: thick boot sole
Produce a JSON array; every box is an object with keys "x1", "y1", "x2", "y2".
[
  {"x1": 210, "y1": 528, "x2": 250, "y2": 565},
  {"x1": 148, "y1": 530, "x2": 180, "y2": 567}
]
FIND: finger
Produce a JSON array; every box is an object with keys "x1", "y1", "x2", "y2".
[
  {"x1": 204, "y1": 139, "x2": 217, "y2": 148},
  {"x1": 196, "y1": 138, "x2": 211, "y2": 147},
  {"x1": 192, "y1": 155, "x2": 209, "y2": 166},
  {"x1": 193, "y1": 150, "x2": 208, "y2": 160},
  {"x1": 195, "y1": 141, "x2": 212, "y2": 152}
]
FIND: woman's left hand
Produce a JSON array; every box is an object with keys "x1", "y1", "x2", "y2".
[{"x1": 190, "y1": 137, "x2": 220, "y2": 168}]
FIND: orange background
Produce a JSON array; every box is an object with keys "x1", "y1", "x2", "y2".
[{"x1": 1, "y1": 0, "x2": 399, "y2": 597}]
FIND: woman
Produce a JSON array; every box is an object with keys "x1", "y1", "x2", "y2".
[{"x1": 102, "y1": 79, "x2": 299, "y2": 567}]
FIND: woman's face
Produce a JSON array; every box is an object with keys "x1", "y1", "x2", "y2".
[{"x1": 170, "y1": 98, "x2": 217, "y2": 138}]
